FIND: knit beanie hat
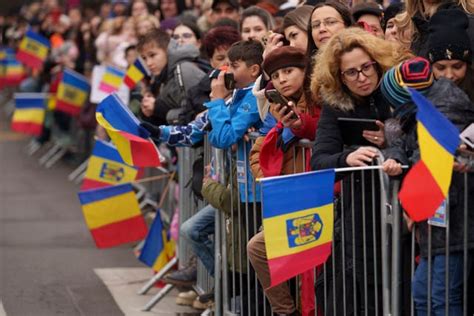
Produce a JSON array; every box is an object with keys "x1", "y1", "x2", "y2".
[
  {"x1": 381, "y1": 57, "x2": 434, "y2": 109},
  {"x1": 428, "y1": 9, "x2": 472, "y2": 64},
  {"x1": 383, "y1": 2, "x2": 404, "y2": 30},
  {"x1": 262, "y1": 46, "x2": 306, "y2": 76}
]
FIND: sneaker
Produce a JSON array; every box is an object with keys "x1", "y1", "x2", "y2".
[
  {"x1": 163, "y1": 260, "x2": 197, "y2": 287},
  {"x1": 192, "y1": 289, "x2": 214, "y2": 310},
  {"x1": 175, "y1": 290, "x2": 198, "y2": 306}
]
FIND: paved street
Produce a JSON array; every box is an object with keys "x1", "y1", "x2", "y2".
[{"x1": 0, "y1": 110, "x2": 197, "y2": 316}]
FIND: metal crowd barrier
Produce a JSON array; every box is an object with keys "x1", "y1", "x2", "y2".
[{"x1": 137, "y1": 131, "x2": 472, "y2": 315}]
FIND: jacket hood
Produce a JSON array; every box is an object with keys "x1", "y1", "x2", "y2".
[{"x1": 167, "y1": 39, "x2": 200, "y2": 71}]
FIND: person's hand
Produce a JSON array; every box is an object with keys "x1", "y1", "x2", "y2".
[
  {"x1": 275, "y1": 101, "x2": 302, "y2": 129},
  {"x1": 453, "y1": 161, "x2": 470, "y2": 173},
  {"x1": 403, "y1": 212, "x2": 415, "y2": 232},
  {"x1": 244, "y1": 127, "x2": 256, "y2": 142},
  {"x1": 141, "y1": 92, "x2": 156, "y2": 117},
  {"x1": 210, "y1": 71, "x2": 230, "y2": 100},
  {"x1": 262, "y1": 32, "x2": 284, "y2": 59},
  {"x1": 203, "y1": 164, "x2": 212, "y2": 184},
  {"x1": 382, "y1": 158, "x2": 402, "y2": 176},
  {"x1": 363, "y1": 120, "x2": 385, "y2": 147},
  {"x1": 346, "y1": 146, "x2": 378, "y2": 167},
  {"x1": 140, "y1": 121, "x2": 161, "y2": 138}
]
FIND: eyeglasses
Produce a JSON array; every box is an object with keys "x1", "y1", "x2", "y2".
[
  {"x1": 341, "y1": 61, "x2": 377, "y2": 82},
  {"x1": 311, "y1": 18, "x2": 343, "y2": 30},
  {"x1": 172, "y1": 33, "x2": 195, "y2": 40}
]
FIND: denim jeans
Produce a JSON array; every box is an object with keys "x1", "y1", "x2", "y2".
[
  {"x1": 412, "y1": 253, "x2": 465, "y2": 316},
  {"x1": 180, "y1": 204, "x2": 216, "y2": 276}
]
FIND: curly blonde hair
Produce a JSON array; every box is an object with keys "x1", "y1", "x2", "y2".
[
  {"x1": 395, "y1": 0, "x2": 473, "y2": 47},
  {"x1": 311, "y1": 27, "x2": 412, "y2": 111}
]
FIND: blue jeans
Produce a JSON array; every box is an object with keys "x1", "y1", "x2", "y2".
[
  {"x1": 412, "y1": 253, "x2": 465, "y2": 316},
  {"x1": 180, "y1": 204, "x2": 216, "y2": 276}
]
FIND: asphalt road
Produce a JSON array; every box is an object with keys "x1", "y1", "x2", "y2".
[{"x1": 0, "y1": 115, "x2": 142, "y2": 315}]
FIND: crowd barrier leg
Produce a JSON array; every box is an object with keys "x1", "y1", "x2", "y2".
[
  {"x1": 67, "y1": 159, "x2": 89, "y2": 182},
  {"x1": 138, "y1": 256, "x2": 178, "y2": 296},
  {"x1": 38, "y1": 143, "x2": 63, "y2": 166},
  {"x1": 463, "y1": 173, "x2": 468, "y2": 316},
  {"x1": 213, "y1": 147, "x2": 225, "y2": 316},
  {"x1": 390, "y1": 180, "x2": 401, "y2": 316},
  {"x1": 44, "y1": 146, "x2": 68, "y2": 168},
  {"x1": 25, "y1": 139, "x2": 43, "y2": 156},
  {"x1": 141, "y1": 284, "x2": 175, "y2": 312}
]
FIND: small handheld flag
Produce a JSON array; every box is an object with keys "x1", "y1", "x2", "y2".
[
  {"x1": 96, "y1": 94, "x2": 161, "y2": 167},
  {"x1": 99, "y1": 66, "x2": 125, "y2": 93},
  {"x1": 261, "y1": 169, "x2": 335, "y2": 287},
  {"x1": 78, "y1": 183, "x2": 148, "y2": 248},
  {"x1": 123, "y1": 57, "x2": 150, "y2": 89},
  {"x1": 139, "y1": 212, "x2": 175, "y2": 271},
  {"x1": 56, "y1": 68, "x2": 90, "y2": 116},
  {"x1": 399, "y1": 88, "x2": 460, "y2": 222},
  {"x1": 11, "y1": 93, "x2": 48, "y2": 136},
  {"x1": 16, "y1": 30, "x2": 50, "y2": 70},
  {"x1": 81, "y1": 140, "x2": 139, "y2": 190}
]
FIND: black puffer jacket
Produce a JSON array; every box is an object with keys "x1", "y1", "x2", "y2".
[{"x1": 388, "y1": 78, "x2": 474, "y2": 257}]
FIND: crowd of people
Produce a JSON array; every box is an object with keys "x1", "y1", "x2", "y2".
[{"x1": 1, "y1": 0, "x2": 474, "y2": 314}]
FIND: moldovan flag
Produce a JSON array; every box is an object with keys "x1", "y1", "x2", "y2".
[
  {"x1": 96, "y1": 94, "x2": 161, "y2": 167},
  {"x1": 16, "y1": 30, "x2": 50, "y2": 70},
  {"x1": 78, "y1": 183, "x2": 148, "y2": 248},
  {"x1": 56, "y1": 68, "x2": 90, "y2": 116},
  {"x1": 261, "y1": 169, "x2": 335, "y2": 287},
  {"x1": 399, "y1": 89, "x2": 459, "y2": 222},
  {"x1": 139, "y1": 212, "x2": 175, "y2": 271},
  {"x1": 11, "y1": 93, "x2": 48, "y2": 136},
  {"x1": 2, "y1": 57, "x2": 26, "y2": 87},
  {"x1": 123, "y1": 57, "x2": 150, "y2": 89},
  {"x1": 81, "y1": 139, "x2": 139, "y2": 190},
  {"x1": 99, "y1": 66, "x2": 125, "y2": 93}
]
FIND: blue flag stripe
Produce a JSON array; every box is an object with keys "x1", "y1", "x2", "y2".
[
  {"x1": 139, "y1": 213, "x2": 165, "y2": 267},
  {"x1": 25, "y1": 30, "x2": 50, "y2": 48},
  {"x1": 106, "y1": 66, "x2": 125, "y2": 77},
  {"x1": 409, "y1": 89, "x2": 460, "y2": 155},
  {"x1": 93, "y1": 140, "x2": 127, "y2": 163},
  {"x1": 262, "y1": 169, "x2": 335, "y2": 218},
  {"x1": 63, "y1": 69, "x2": 90, "y2": 91},
  {"x1": 78, "y1": 183, "x2": 133, "y2": 205},
  {"x1": 15, "y1": 97, "x2": 47, "y2": 109},
  {"x1": 96, "y1": 94, "x2": 150, "y2": 138}
]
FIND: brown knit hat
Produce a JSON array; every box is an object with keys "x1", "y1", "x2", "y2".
[{"x1": 262, "y1": 46, "x2": 306, "y2": 76}]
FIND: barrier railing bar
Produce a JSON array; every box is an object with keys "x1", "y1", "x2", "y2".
[
  {"x1": 361, "y1": 169, "x2": 368, "y2": 316},
  {"x1": 371, "y1": 170, "x2": 379, "y2": 316},
  {"x1": 445, "y1": 197, "x2": 450, "y2": 316},
  {"x1": 350, "y1": 173, "x2": 358, "y2": 315},
  {"x1": 391, "y1": 180, "x2": 401, "y2": 316},
  {"x1": 462, "y1": 173, "x2": 468, "y2": 316}
]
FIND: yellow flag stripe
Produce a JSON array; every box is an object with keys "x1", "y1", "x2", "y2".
[
  {"x1": 263, "y1": 204, "x2": 333, "y2": 259},
  {"x1": 95, "y1": 113, "x2": 134, "y2": 165},
  {"x1": 418, "y1": 123, "x2": 455, "y2": 196},
  {"x1": 82, "y1": 190, "x2": 141, "y2": 229},
  {"x1": 57, "y1": 83, "x2": 88, "y2": 106},
  {"x1": 19, "y1": 38, "x2": 48, "y2": 59},
  {"x1": 12, "y1": 109, "x2": 45, "y2": 124}
]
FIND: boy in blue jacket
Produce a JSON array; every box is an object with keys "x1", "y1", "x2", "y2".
[{"x1": 141, "y1": 40, "x2": 263, "y2": 304}]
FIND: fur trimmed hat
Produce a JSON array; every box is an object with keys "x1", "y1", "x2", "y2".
[{"x1": 262, "y1": 46, "x2": 306, "y2": 77}]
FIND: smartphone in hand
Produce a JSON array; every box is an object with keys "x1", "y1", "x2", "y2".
[
  {"x1": 265, "y1": 89, "x2": 298, "y2": 120},
  {"x1": 224, "y1": 73, "x2": 236, "y2": 90}
]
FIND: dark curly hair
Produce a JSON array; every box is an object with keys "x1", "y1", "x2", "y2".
[{"x1": 201, "y1": 26, "x2": 241, "y2": 59}]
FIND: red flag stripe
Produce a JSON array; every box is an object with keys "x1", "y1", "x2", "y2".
[{"x1": 90, "y1": 215, "x2": 148, "y2": 248}]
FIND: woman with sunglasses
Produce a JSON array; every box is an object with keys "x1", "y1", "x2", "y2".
[{"x1": 310, "y1": 27, "x2": 411, "y2": 315}]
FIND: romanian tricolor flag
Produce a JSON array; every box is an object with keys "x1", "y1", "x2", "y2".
[
  {"x1": 399, "y1": 89, "x2": 460, "y2": 222},
  {"x1": 261, "y1": 169, "x2": 335, "y2": 287},
  {"x1": 11, "y1": 93, "x2": 48, "y2": 136},
  {"x1": 81, "y1": 140, "x2": 139, "y2": 190},
  {"x1": 56, "y1": 68, "x2": 90, "y2": 116},
  {"x1": 139, "y1": 212, "x2": 175, "y2": 272},
  {"x1": 16, "y1": 30, "x2": 50, "y2": 70},
  {"x1": 124, "y1": 57, "x2": 150, "y2": 89},
  {"x1": 78, "y1": 183, "x2": 148, "y2": 248},
  {"x1": 96, "y1": 94, "x2": 161, "y2": 167},
  {"x1": 0, "y1": 49, "x2": 26, "y2": 88},
  {"x1": 99, "y1": 66, "x2": 125, "y2": 93}
]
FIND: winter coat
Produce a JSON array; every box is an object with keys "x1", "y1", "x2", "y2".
[
  {"x1": 411, "y1": 2, "x2": 474, "y2": 64},
  {"x1": 311, "y1": 87, "x2": 397, "y2": 282},
  {"x1": 201, "y1": 165, "x2": 248, "y2": 273},
  {"x1": 387, "y1": 78, "x2": 474, "y2": 257},
  {"x1": 250, "y1": 94, "x2": 320, "y2": 178},
  {"x1": 178, "y1": 75, "x2": 211, "y2": 125},
  {"x1": 205, "y1": 84, "x2": 263, "y2": 202},
  {"x1": 142, "y1": 42, "x2": 207, "y2": 125}
]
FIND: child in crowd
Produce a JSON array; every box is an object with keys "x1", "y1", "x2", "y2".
[
  {"x1": 137, "y1": 28, "x2": 207, "y2": 126},
  {"x1": 381, "y1": 57, "x2": 474, "y2": 316},
  {"x1": 141, "y1": 40, "x2": 264, "y2": 307}
]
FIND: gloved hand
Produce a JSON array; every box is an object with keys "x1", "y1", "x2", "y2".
[{"x1": 140, "y1": 121, "x2": 161, "y2": 139}]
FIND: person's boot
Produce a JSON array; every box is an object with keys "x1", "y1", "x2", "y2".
[
  {"x1": 175, "y1": 290, "x2": 198, "y2": 306},
  {"x1": 192, "y1": 289, "x2": 214, "y2": 310},
  {"x1": 163, "y1": 257, "x2": 197, "y2": 287}
]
